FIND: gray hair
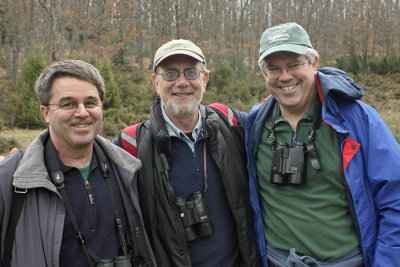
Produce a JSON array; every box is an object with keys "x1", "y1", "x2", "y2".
[
  {"x1": 258, "y1": 48, "x2": 319, "y2": 74},
  {"x1": 304, "y1": 48, "x2": 319, "y2": 64},
  {"x1": 35, "y1": 60, "x2": 105, "y2": 105}
]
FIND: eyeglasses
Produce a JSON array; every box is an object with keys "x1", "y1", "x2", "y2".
[
  {"x1": 47, "y1": 98, "x2": 102, "y2": 111},
  {"x1": 263, "y1": 59, "x2": 309, "y2": 78},
  {"x1": 156, "y1": 69, "x2": 204, "y2": 81}
]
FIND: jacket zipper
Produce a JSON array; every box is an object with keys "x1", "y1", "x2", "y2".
[{"x1": 84, "y1": 180, "x2": 96, "y2": 232}]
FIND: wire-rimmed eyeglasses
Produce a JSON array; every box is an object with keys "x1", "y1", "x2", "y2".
[
  {"x1": 263, "y1": 59, "x2": 310, "y2": 78},
  {"x1": 156, "y1": 69, "x2": 205, "y2": 81},
  {"x1": 46, "y1": 98, "x2": 103, "y2": 111}
]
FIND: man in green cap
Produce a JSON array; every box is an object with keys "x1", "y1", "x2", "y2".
[
  {"x1": 245, "y1": 22, "x2": 400, "y2": 267},
  {"x1": 115, "y1": 39, "x2": 261, "y2": 267}
]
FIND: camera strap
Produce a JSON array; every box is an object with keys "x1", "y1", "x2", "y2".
[
  {"x1": 93, "y1": 142, "x2": 129, "y2": 256},
  {"x1": 200, "y1": 107, "x2": 208, "y2": 192},
  {"x1": 307, "y1": 98, "x2": 322, "y2": 172},
  {"x1": 44, "y1": 138, "x2": 129, "y2": 266}
]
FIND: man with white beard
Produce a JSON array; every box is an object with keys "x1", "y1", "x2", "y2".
[{"x1": 115, "y1": 39, "x2": 261, "y2": 267}]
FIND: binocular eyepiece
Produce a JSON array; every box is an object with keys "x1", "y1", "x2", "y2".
[
  {"x1": 97, "y1": 256, "x2": 132, "y2": 267},
  {"x1": 271, "y1": 142, "x2": 306, "y2": 185},
  {"x1": 176, "y1": 191, "x2": 214, "y2": 242}
]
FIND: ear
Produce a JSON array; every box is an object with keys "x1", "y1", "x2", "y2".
[
  {"x1": 202, "y1": 72, "x2": 209, "y2": 92},
  {"x1": 40, "y1": 105, "x2": 50, "y2": 124},
  {"x1": 151, "y1": 74, "x2": 160, "y2": 95},
  {"x1": 312, "y1": 56, "x2": 319, "y2": 72}
]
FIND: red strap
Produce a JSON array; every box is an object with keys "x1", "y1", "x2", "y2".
[
  {"x1": 121, "y1": 124, "x2": 139, "y2": 157},
  {"x1": 315, "y1": 74, "x2": 325, "y2": 103},
  {"x1": 260, "y1": 95, "x2": 272, "y2": 105},
  {"x1": 208, "y1": 103, "x2": 238, "y2": 126}
]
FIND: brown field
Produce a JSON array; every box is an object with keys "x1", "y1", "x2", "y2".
[{"x1": 0, "y1": 129, "x2": 43, "y2": 154}]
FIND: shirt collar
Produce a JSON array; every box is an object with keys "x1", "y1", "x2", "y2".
[{"x1": 161, "y1": 101, "x2": 202, "y2": 143}]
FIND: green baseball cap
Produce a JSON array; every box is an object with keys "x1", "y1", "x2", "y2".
[
  {"x1": 153, "y1": 39, "x2": 206, "y2": 72},
  {"x1": 258, "y1": 22, "x2": 312, "y2": 64}
]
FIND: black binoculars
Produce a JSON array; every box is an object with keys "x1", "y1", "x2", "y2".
[
  {"x1": 270, "y1": 141, "x2": 306, "y2": 185},
  {"x1": 97, "y1": 256, "x2": 132, "y2": 267},
  {"x1": 176, "y1": 191, "x2": 214, "y2": 241}
]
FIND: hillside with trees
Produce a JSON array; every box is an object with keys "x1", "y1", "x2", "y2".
[{"x1": 0, "y1": 0, "x2": 399, "y2": 150}]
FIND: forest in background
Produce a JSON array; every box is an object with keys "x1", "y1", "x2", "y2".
[
  {"x1": 1, "y1": 0, "x2": 400, "y2": 82},
  {"x1": 0, "y1": 0, "x2": 400, "y2": 152}
]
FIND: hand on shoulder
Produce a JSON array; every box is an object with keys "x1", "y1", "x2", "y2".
[{"x1": 0, "y1": 147, "x2": 18, "y2": 162}]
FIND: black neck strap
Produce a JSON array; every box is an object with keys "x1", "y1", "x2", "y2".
[
  {"x1": 199, "y1": 106, "x2": 208, "y2": 192},
  {"x1": 44, "y1": 138, "x2": 128, "y2": 265}
]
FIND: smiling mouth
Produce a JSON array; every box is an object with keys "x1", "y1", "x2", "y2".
[
  {"x1": 280, "y1": 84, "x2": 297, "y2": 91},
  {"x1": 73, "y1": 124, "x2": 90, "y2": 128},
  {"x1": 173, "y1": 93, "x2": 192, "y2": 97}
]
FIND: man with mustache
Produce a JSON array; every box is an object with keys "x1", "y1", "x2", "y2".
[
  {"x1": 115, "y1": 39, "x2": 260, "y2": 267},
  {"x1": 0, "y1": 60, "x2": 156, "y2": 267}
]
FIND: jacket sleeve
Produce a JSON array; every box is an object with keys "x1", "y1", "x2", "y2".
[
  {"x1": 353, "y1": 104, "x2": 400, "y2": 266},
  {"x1": 369, "y1": 118, "x2": 400, "y2": 265},
  {"x1": 0, "y1": 150, "x2": 24, "y2": 262},
  {"x1": 233, "y1": 109, "x2": 249, "y2": 126}
]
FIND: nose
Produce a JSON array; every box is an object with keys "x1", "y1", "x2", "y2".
[
  {"x1": 175, "y1": 72, "x2": 189, "y2": 86},
  {"x1": 279, "y1": 68, "x2": 293, "y2": 81},
  {"x1": 74, "y1": 103, "x2": 89, "y2": 117}
]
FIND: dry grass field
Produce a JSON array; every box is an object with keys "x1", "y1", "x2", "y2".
[
  {"x1": 356, "y1": 74, "x2": 400, "y2": 144},
  {"x1": 0, "y1": 129, "x2": 43, "y2": 154}
]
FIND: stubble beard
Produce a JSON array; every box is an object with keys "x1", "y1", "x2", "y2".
[{"x1": 163, "y1": 94, "x2": 203, "y2": 118}]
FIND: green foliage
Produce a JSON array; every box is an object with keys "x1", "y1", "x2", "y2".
[
  {"x1": 2, "y1": 49, "x2": 398, "y2": 144},
  {"x1": 0, "y1": 2, "x2": 5, "y2": 47},
  {"x1": 14, "y1": 46, "x2": 47, "y2": 128},
  {"x1": 370, "y1": 56, "x2": 400, "y2": 75},
  {"x1": 204, "y1": 67, "x2": 266, "y2": 112},
  {"x1": 0, "y1": 77, "x2": 13, "y2": 127},
  {"x1": 101, "y1": 107, "x2": 150, "y2": 138},
  {"x1": 100, "y1": 60, "x2": 121, "y2": 109},
  {"x1": 111, "y1": 48, "x2": 131, "y2": 66},
  {"x1": 208, "y1": 61, "x2": 234, "y2": 89},
  {"x1": 114, "y1": 66, "x2": 156, "y2": 113},
  {"x1": 336, "y1": 46, "x2": 400, "y2": 75},
  {"x1": 227, "y1": 54, "x2": 248, "y2": 80},
  {"x1": 98, "y1": 66, "x2": 156, "y2": 138},
  {"x1": 336, "y1": 45, "x2": 368, "y2": 75}
]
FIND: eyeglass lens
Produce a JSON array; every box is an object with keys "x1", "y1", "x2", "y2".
[
  {"x1": 162, "y1": 69, "x2": 201, "y2": 81},
  {"x1": 48, "y1": 98, "x2": 101, "y2": 110}
]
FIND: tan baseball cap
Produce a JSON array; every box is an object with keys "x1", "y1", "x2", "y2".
[{"x1": 153, "y1": 39, "x2": 206, "y2": 72}]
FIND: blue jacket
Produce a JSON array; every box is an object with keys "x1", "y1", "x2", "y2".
[{"x1": 244, "y1": 67, "x2": 400, "y2": 267}]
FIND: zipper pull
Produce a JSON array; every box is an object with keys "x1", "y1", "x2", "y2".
[{"x1": 85, "y1": 180, "x2": 94, "y2": 205}]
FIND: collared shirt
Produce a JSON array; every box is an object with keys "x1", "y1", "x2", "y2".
[
  {"x1": 256, "y1": 93, "x2": 359, "y2": 261},
  {"x1": 161, "y1": 105, "x2": 241, "y2": 267},
  {"x1": 161, "y1": 102, "x2": 202, "y2": 152}
]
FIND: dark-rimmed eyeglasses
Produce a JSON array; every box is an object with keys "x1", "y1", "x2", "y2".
[
  {"x1": 46, "y1": 98, "x2": 103, "y2": 111},
  {"x1": 263, "y1": 59, "x2": 309, "y2": 78},
  {"x1": 156, "y1": 69, "x2": 204, "y2": 81}
]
